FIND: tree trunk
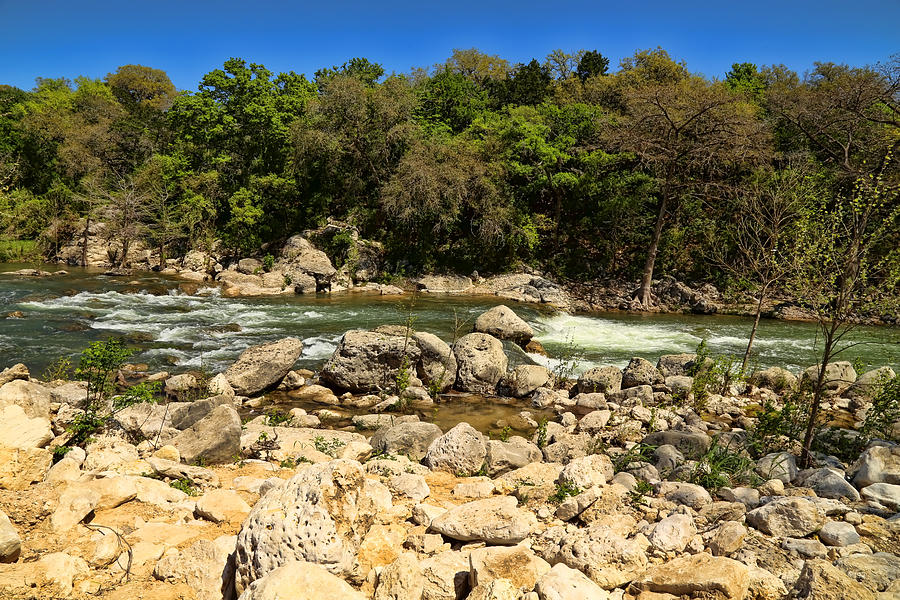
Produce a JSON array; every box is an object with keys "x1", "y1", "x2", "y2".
[
  {"x1": 742, "y1": 282, "x2": 770, "y2": 372},
  {"x1": 637, "y1": 192, "x2": 668, "y2": 308},
  {"x1": 80, "y1": 217, "x2": 90, "y2": 268},
  {"x1": 158, "y1": 244, "x2": 165, "y2": 270},
  {"x1": 799, "y1": 329, "x2": 835, "y2": 468}
]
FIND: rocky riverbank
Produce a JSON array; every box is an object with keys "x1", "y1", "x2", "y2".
[{"x1": 0, "y1": 304, "x2": 898, "y2": 599}]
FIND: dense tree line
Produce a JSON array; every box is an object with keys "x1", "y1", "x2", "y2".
[{"x1": 0, "y1": 48, "x2": 898, "y2": 307}]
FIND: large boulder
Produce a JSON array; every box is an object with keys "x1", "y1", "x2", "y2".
[
  {"x1": 0, "y1": 380, "x2": 52, "y2": 419},
  {"x1": 416, "y1": 275, "x2": 473, "y2": 294},
  {"x1": 370, "y1": 422, "x2": 443, "y2": 462},
  {"x1": 485, "y1": 438, "x2": 542, "y2": 477},
  {"x1": 413, "y1": 331, "x2": 457, "y2": 392},
  {"x1": 502, "y1": 365, "x2": 552, "y2": 398},
  {"x1": 630, "y1": 552, "x2": 749, "y2": 600},
  {"x1": 537, "y1": 524, "x2": 648, "y2": 589},
  {"x1": 321, "y1": 330, "x2": 422, "y2": 393},
  {"x1": 746, "y1": 497, "x2": 826, "y2": 537},
  {"x1": 794, "y1": 559, "x2": 876, "y2": 600},
  {"x1": 237, "y1": 560, "x2": 364, "y2": 600},
  {"x1": 453, "y1": 333, "x2": 508, "y2": 394},
  {"x1": 469, "y1": 545, "x2": 550, "y2": 591},
  {"x1": 851, "y1": 445, "x2": 900, "y2": 488},
  {"x1": 234, "y1": 460, "x2": 391, "y2": 595},
  {"x1": 424, "y1": 423, "x2": 486, "y2": 475},
  {"x1": 534, "y1": 563, "x2": 610, "y2": 600},
  {"x1": 847, "y1": 367, "x2": 895, "y2": 402},
  {"x1": 473, "y1": 305, "x2": 534, "y2": 346},
  {"x1": 224, "y1": 337, "x2": 303, "y2": 396},
  {"x1": 795, "y1": 468, "x2": 860, "y2": 501},
  {"x1": 153, "y1": 535, "x2": 237, "y2": 600},
  {"x1": 642, "y1": 430, "x2": 711, "y2": 459},
  {"x1": 280, "y1": 235, "x2": 338, "y2": 286},
  {"x1": 577, "y1": 367, "x2": 622, "y2": 394},
  {"x1": 0, "y1": 404, "x2": 52, "y2": 450},
  {"x1": 860, "y1": 482, "x2": 900, "y2": 510},
  {"x1": 621, "y1": 357, "x2": 664, "y2": 389},
  {"x1": 750, "y1": 367, "x2": 798, "y2": 392},
  {"x1": 429, "y1": 496, "x2": 536, "y2": 545},
  {"x1": 802, "y1": 361, "x2": 857, "y2": 390},
  {"x1": 655, "y1": 354, "x2": 697, "y2": 378},
  {"x1": 171, "y1": 405, "x2": 242, "y2": 465}
]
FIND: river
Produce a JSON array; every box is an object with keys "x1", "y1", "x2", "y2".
[{"x1": 1, "y1": 264, "x2": 898, "y2": 377}]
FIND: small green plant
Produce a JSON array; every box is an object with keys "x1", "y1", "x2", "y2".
[
  {"x1": 51, "y1": 445, "x2": 72, "y2": 464},
  {"x1": 313, "y1": 435, "x2": 346, "y2": 457},
  {"x1": 280, "y1": 457, "x2": 297, "y2": 469},
  {"x1": 395, "y1": 355, "x2": 411, "y2": 395},
  {"x1": 684, "y1": 437, "x2": 760, "y2": 491},
  {"x1": 549, "y1": 332, "x2": 584, "y2": 386},
  {"x1": 265, "y1": 408, "x2": 292, "y2": 427},
  {"x1": 169, "y1": 478, "x2": 198, "y2": 496},
  {"x1": 629, "y1": 479, "x2": 653, "y2": 506},
  {"x1": 613, "y1": 443, "x2": 657, "y2": 473},
  {"x1": 282, "y1": 274, "x2": 293, "y2": 289},
  {"x1": 536, "y1": 418, "x2": 549, "y2": 449},
  {"x1": 42, "y1": 357, "x2": 74, "y2": 382},
  {"x1": 262, "y1": 253, "x2": 275, "y2": 271},
  {"x1": 112, "y1": 381, "x2": 161, "y2": 411},
  {"x1": 687, "y1": 339, "x2": 746, "y2": 411},
  {"x1": 491, "y1": 425, "x2": 512, "y2": 442},
  {"x1": 549, "y1": 481, "x2": 581, "y2": 504}
]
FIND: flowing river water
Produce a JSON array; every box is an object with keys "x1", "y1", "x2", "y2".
[{"x1": 2, "y1": 264, "x2": 899, "y2": 379}]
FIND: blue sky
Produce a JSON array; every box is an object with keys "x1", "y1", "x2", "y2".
[{"x1": 1, "y1": 0, "x2": 897, "y2": 91}]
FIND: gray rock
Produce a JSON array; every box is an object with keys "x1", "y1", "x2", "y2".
[
  {"x1": 836, "y1": 552, "x2": 900, "y2": 593},
  {"x1": 429, "y1": 496, "x2": 536, "y2": 545},
  {"x1": 781, "y1": 537, "x2": 828, "y2": 558},
  {"x1": 860, "y1": 482, "x2": 900, "y2": 510},
  {"x1": 557, "y1": 454, "x2": 614, "y2": 490},
  {"x1": 233, "y1": 460, "x2": 391, "y2": 595},
  {"x1": 413, "y1": 331, "x2": 457, "y2": 392},
  {"x1": 577, "y1": 367, "x2": 622, "y2": 394},
  {"x1": 388, "y1": 474, "x2": 430, "y2": 501},
  {"x1": 746, "y1": 497, "x2": 826, "y2": 537},
  {"x1": 321, "y1": 330, "x2": 421, "y2": 393},
  {"x1": 642, "y1": 430, "x2": 711, "y2": 459},
  {"x1": 502, "y1": 365, "x2": 552, "y2": 398},
  {"x1": 280, "y1": 235, "x2": 338, "y2": 283},
  {"x1": 756, "y1": 451, "x2": 798, "y2": 483},
  {"x1": 424, "y1": 422, "x2": 486, "y2": 475},
  {"x1": 795, "y1": 468, "x2": 860, "y2": 501},
  {"x1": 577, "y1": 410, "x2": 611, "y2": 434},
  {"x1": 750, "y1": 367, "x2": 797, "y2": 391},
  {"x1": 370, "y1": 422, "x2": 443, "y2": 461},
  {"x1": 485, "y1": 438, "x2": 542, "y2": 477},
  {"x1": 649, "y1": 513, "x2": 695, "y2": 553},
  {"x1": 0, "y1": 509, "x2": 21, "y2": 562},
  {"x1": 170, "y1": 394, "x2": 238, "y2": 430},
  {"x1": 656, "y1": 481, "x2": 712, "y2": 510},
  {"x1": 534, "y1": 562, "x2": 610, "y2": 600},
  {"x1": 846, "y1": 367, "x2": 895, "y2": 402},
  {"x1": 665, "y1": 375, "x2": 693, "y2": 395},
  {"x1": 416, "y1": 275, "x2": 473, "y2": 294},
  {"x1": 653, "y1": 444, "x2": 685, "y2": 474},
  {"x1": 802, "y1": 361, "x2": 857, "y2": 390},
  {"x1": 621, "y1": 357, "x2": 664, "y2": 388},
  {"x1": 536, "y1": 523, "x2": 648, "y2": 589},
  {"x1": 224, "y1": 337, "x2": 303, "y2": 396},
  {"x1": 818, "y1": 521, "x2": 860, "y2": 546},
  {"x1": 656, "y1": 354, "x2": 697, "y2": 378},
  {"x1": 453, "y1": 333, "x2": 508, "y2": 394},
  {"x1": 473, "y1": 305, "x2": 534, "y2": 346},
  {"x1": 851, "y1": 444, "x2": 900, "y2": 488},
  {"x1": 171, "y1": 404, "x2": 242, "y2": 465}
]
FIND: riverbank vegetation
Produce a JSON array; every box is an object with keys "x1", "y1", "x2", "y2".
[{"x1": 0, "y1": 49, "x2": 898, "y2": 305}]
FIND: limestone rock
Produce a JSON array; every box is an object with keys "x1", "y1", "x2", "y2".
[
  {"x1": 473, "y1": 305, "x2": 534, "y2": 346},
  {"x1": 0, "y1": 404, "x2": 52, "y2": 450},
  {"x1": 416, "y1": 275, "x2": 473, "y2": 294},
  {"x1": 388, "y1": 473, "x2": 430, "y2": 501},
  {"x1": 0, "y1": 510, "x2": 21, "y2": 563},
  {"x1": 796, "y1": 468, "x2": 860, "y2": 501},
  {"x1": 746, "y1": 497, "x2": 826, "y2": 537},
  {"x1": 0, "y1": 363, "x2": 29, "y2": 387},
  {"x1": 851, "y1": 445, "x2": 900, "y2": 488},
  {"x1": 370, "y1": 422, "x2": 443, "y2": 461},
  {"x1": 468, "y1": 579, "x2": 518, "y2": 600},
  {"x1": 642, "y1": 430, "x2": 711, "y2": 459},
  {"x1": 420, "y1": 550, "x2": 470, "y2": 600},
  {"x1": 424, "y1": 422, "x2": 486, "y2": 475},
  {"x1": 453, "y1": 333, "x2": 508, "y2": 394},
  {"x1": 537, "y1": 524, "x2": 648, "y2": 589},
  {"x1": 485, "y1": 438, "x2": 542, "y2": 477},
  {"x1": 860, "y1": 482, "x2": 900, "y2": 510},
  {"x1": 750, "y1": 367, "x2": 798, "y2": 391},
  {"x1": 429, "y1": 496, "x2": 536, "y2": 545},
  {"x1": 756, "y1": 451, "x2": 799, "y2": 483},
  {"x1": 233, "y1": 460, "x2": 391, "y2": 594},
  {"x1": 195, "y1": 489, "x2": 252, "y2": 523},
  {"x1": 0, "y1": 446, "x2": 52, "y2": 490},
  {"x1": 51, "y1": 485, "x2": 101, "y2": 532},
  {"x1": 631, "y1": 552, "x2": 749, "y2": 599},
  {"x1": 648, "y1": 513, "x2": 695, "y2": 553},
  {"x1": 534, "y1": 563, "x2": 611, "y2": 600},
  {"x1": 621, "y1": 357, "x2": 664, "y2": 389},
  {"x1": 578, "y1": 367, "x2": 622, "y2": 394},
  {"x1": 468, "y1": 545, "x2": 550, "y2": 591},
  {"x1": 802, "y1": 361, "x2": 857, "y2": 390},
  {"x1": 0, "y1": 379, "x2": 52, "y2": 418},
  {"x1": 709, "y1": 521, "x2": 746, "y2": 556},
  {"x1": 413, "y1": 331, "x2": 457, "y2": 392},
  {"x1": 153, "y1": 535, "x2": 237, "y2": 600},
  {"x1": 224, "y1": 337, "x2": 303, "y2": 396},
  {"x1": 321, "y1": 330, "x2": 423, "y2": 393},
  {"x1": 835, "y1": 553, "x2": 900, "y2": 594},
  {"x1": 375, "y1": 552, "x2": 424, "y2": 600},
  {"x1": 818, "y1": 521, "x2": 860, "y2": 547},
  {"x1": 237, "y1": 560, "x2": 364, "y2": 600},
  {"x1": 794, "y1": 558, "x2": 875, "y2": 600},
  {"x1": 656, "y1": 481, "x2": 712, "y2": 510},
  {"x1": 171, "y1": 404, "x2": 242, "y2": 465},
  {"x1": 502, "y1": 365, "x2": 552, "y2": 398},
  {"x1": 557, "y1": 454, "x2": 613, "y2": 490},
  {"x1": 656, "y1": 354, "x2": 697, "y2": 378}
]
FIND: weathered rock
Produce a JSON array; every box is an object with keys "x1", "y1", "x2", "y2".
[
  {"x1": 656, "y1": 354, "x2": 697, "y2": 378},
  {"x1": 280, "y1": 235, "x2": 338, "y2": 284},
  {"x1": 114, "y1": 402, "x2": 178, "y2": 443},
  {"x1": 537, "y1": 524, "x2": 648, "y2": 589},
  {"x1": 502, "y1": 365, "x2": 552, "y2": 398},
  {"x1": 170, "y1": 394, "x2": 238, "y2": 430},
  {"x1": 709, "y1": 521, "x2": 747, "y2": 556},
  {"x1": 0, "y1": 510, "x2": 21, "y2": 563},
  {"x1": 469, "y1": 545, "x2": 550, "y2": 591},
  {"x1": 802, "y1": 361, "x2": 857, "y2": 391},
  {"x1": 0, "y1": 379, "x2": 52, "y2": 418},
  {"x1": 171, "y1": 404, "x2": 242, "y2": 465},
  {"x1": 420, "y1": 550, "x2": 471, "y2": 600},
  {"x1": 0, "y1": 363, "x2": 29, "y2": 387},
  {"x1": 846, "y1": 367, "x2": 895, "y2": 402},
  {"x1": 36, "y1": 552, "x2": 90, "y2": 597},
  {"x1": 756, "y1": 451, "x2": 799, "y2": 483},
  {"x1": 153, "y1": 535, "x2": 237, "y2": 600},
  {"x1": 746, "y1": 497, "x2": 826, "y2": 537},
  {"x1": 648, "y1": 513, "x2": 695, "y2": 553},
  {"x1": 356, "y1": 522, "x2": 406, "y2": 575},
  {"x1": 453, "y1": 333, "x2": 508, "y2": 394},
  {"x1": 52, "y1": 485, "x2": 101, "y2": 532},
  {"x1": 413, "y1": 331, "x2": 457, "y2": 392},
  {"x1": 388, "y1": 473, "x2": 430, "y2": 501},
  {"x1": 370, "y1": 422, "x2": 443, "y2": 461},
  {"x1": 473, "y1": 305, "x2": 534, "y2": 346},
  {"x1": 534, "y1": 563, "x2": 610, "y2": 600},
  {"x1": 656, "y1": 481, "x2": 712, "y2": 510},
  {"x1": 818, "y1": 521, "x2": 860, "y2": 546},
  {"x1": 375, "y1": 553, "x2": 424, "y2": 600},
  {"x1": 631, "y1": 552, "x2": 749, "y2": 600},
  {"x1": 796, "y1": 468, "x2": 860, "y2": 501},
  {"x1": 485, "y1": 438, "x2": 542, "y2": 477},
  {"x1": 642, "y1": 430, "x2": 711, "y2": 459},
  {"x1": 794, "y1": 558, "x2": 876, "y2": 600},
  {"x1": 557, "y1": 454, "x2": 613, "y2": 490},
  {"x1": 424, "y1": 422, "x2": 486, "y2": 475},
  {"x1": 577, "y1": 367, "x2": 622, "y2": 394},
  {"x1": 0, "y1": 404, "x2": 52, "y2": 450},
  {"x1": 237, "y1": 559, "x2": 364, "y2": 600},
  {"x1": 195, "y1": 489, "x2": 252, "y2": 523},
  {"x1": 164, "y1": 373, "x2": 198, "y2": 397},
  {"x1": 750, "y1": 367, "x2": 798, "y2": 391},
  {"x1": 146, "y1": 457, "x2": 219, "y2": 486},
  {"x1": 0, "y1": 446, "x2": 52, "y2": 490},
  {"x1": 321, "y1": 330, "x2": 422, "y2": 393},
  {"x1": 234, "y1": 460, "x2": 391, "y2": 594},
  {"x1": 860, "y1": 482, "x2": 900, "y2": 510},
  {"x1": 835, "y1": 553, "x2": 900, "y2": 594},
  {"x1": 208, "y1": 373, "x2": 235, "y2": 397},
  {"x1": 224, "y1": 337, "x2": 303, "y2": 396},
  {"x1": 429, "y1": 496, "x2": 536, "y2": 545},
  {"x1": 468, "y1": 579, "x2": 517, "y2": 600},
  {"x1": 851, "y1": 445, "x2": 900, "y2": 488},
  {"x1": 577, "y1": 409, "x2": 612, "y2": 435},
  {"x1": 782, "y1": 537, "x2": 828, "y2": 558},
  {"x1": 416, "y1": 275, "x2": 473, "y2": 294},
  {"x1": 621, "y1": 357, "x2": 664, "y2": 389}
]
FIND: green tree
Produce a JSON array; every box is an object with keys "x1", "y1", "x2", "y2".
[{"x1": 576, "y1": 50, "x2": 610, "y2": 81}]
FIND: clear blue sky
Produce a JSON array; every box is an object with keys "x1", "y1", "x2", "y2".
[{"x1": 1, "y1": 0, "x2": 897, "y2": 91}]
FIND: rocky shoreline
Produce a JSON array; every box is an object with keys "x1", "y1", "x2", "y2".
[{"x1": 0, "y1": 304, "x2": 898, "y2": 599}]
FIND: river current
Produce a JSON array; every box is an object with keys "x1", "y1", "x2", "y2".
[{"x1": 1, "y1": 264, "x2": 898, "y2": 377}]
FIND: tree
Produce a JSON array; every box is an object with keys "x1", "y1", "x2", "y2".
[
  {"x1": 315, "y1": 57, "x2": 385, "y2": 89},
  {"x1": 106, "y1": 65, "x2": 176, "y2": 111},
  {"x1": 576, "y1": 50, "x2": 610, "y2": 81},
  {"x1": 545, "y1": 49, "x2": 584, "y2": 80},
  {"x1": 725, "y1": 62, "x2": 766, "y2": 100},
  {"x1": 612, "y1": 75, "x2": 770, "y2": 307},
  {"x1": 414, "y1": 71, "x2": 488, "y2": 133},
  {"x1": 717, "y1": 166, "x2": 814, "y2": 370},
  {"x1": 494, "y1": 59, "x2": 551, "y2": 106},
  {"x1": 441, "y1": 48, "x2": 510, "y2": 85},
  {"x1": 790, "y1": 156, "x2": 900, "y2": 466}
]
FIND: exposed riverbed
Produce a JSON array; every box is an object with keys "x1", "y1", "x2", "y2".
[{"x1": 1, "y1": 263, "x2": 898, "y2": 377}]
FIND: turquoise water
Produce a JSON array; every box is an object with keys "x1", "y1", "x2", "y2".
[{"x1": 1, "y1": 264, "x2": 898, "y2": 377}]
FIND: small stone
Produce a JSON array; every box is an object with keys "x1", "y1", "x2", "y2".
[
  {"x1": 781, "y1": 537, "x2": 828, "y2": 558},
  {"x1": 429, "y1": 496, "x2": 536, "y2": 545},
  {"x1": 649, "y1": 513, "x2": 695, "y2": 553},
  {"x1": 818, "y1": 521, "x2": 860, "y2": 547},
  {"x1": 195, "y1": 489, "x2": 251, "y2": 523},
  {"x1": 745, "y1": 497, "x2": 825, "y2": 537},
  {"x1": 389, "y1": 473, "x2": 431, "y2": 501},
  {"x1": 709, "y1": 521, "x2": 746, "y2": 556}
]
